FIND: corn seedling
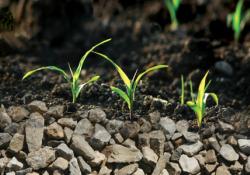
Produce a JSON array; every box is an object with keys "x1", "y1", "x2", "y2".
[
  {"x1": 186, "y1": 71, "x2": 218, "y2": 127},
  {"x1": 180, "y1": 75, "x2": 185, "y2": 105},
  {"x1": 22, "y1": 39, "x2": 112, "y2": 103},
  {"x1": 164, "y1": 0, "x2": 182, "y2": 30},
  {"x1": 92, "y1": 51, "x2": 167, "y2": 120},
  {"x1": 227, "y1": 0, "x2": 250, "y2": 41}
]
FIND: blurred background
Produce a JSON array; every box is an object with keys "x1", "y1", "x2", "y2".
[{"x1": 1, "y1": 0, "x2": 250, "y2": 65}]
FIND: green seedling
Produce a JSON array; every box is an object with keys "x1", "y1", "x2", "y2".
[
  {"x1": 186, "y1": 71, "x2": 218, "y2": 127},
  {"x1": 227, "y1": 0, "x2": 250, "y2": 41},
  {"x1": 22, "y1": 39, "x2": 112, "y2": 103},
  {"x1": 92, "y1": 51, "x2": 167, "y2": 120},
  {"x1": 164, "y1": 0, "x2": 182, "y2": 30},
  {"x1": 180, "y1": 75, "x2": 185, "y2": 105}
]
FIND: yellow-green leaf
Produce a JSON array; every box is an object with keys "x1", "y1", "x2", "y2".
[
  {"x1": 92, "y1": 51, "x2": 131, "y2": 88},
  {"x1": 196, "y1": 71, "x2": 209, "y2": 109},
  {"x1": 22, "y1": 66, "x2": 69, "y2": 82},
  {"x1": 111, "y1": 86, "x2": 131, "y2": 109},
  {"x1": 133, "y1": 65, "x2": 168, "y2": 91},
  {"x1": 74, "y1": 38, "x2": 111, "y2": 81}
]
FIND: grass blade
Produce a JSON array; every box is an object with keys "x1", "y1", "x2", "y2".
[
  {"x1": 196, "y1": 71, "x2": 209, "y2": 108},
  {"x1": 204, "y1": 93, "x2": 219, "y2": 106},
  {"x1": 92, "y1": 51, "x2": 131, "y2": 88},
  {"x1": 180, "y1": 75, "x2": 184, "y2": 105},
  {"x1": 74, "y1": 38, "x2": 112, "y2": 81},
  {"x1": 133, "y1": 65, "x2": 168, "y2": 92},
  {"x1": 111, "y1": 86, "x2": 131, "y2": 109},
  {"x1": 76, "y1": 75, "x2": 100, "y2": 98},
  {"x1": 22, "y1": 66, "x2": 69, "y2": 81}
]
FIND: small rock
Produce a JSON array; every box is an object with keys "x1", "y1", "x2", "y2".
[
  {"x1": 16, "y1": 168, "x2": 33, "y2": 175},
  {"x1": 8, "y1": 133, "x2": 24, "y2": 153},
  {"x1": 218, "y1": 120, "x2": 234, "y2": 132},
  {"x1": 208, "y1": 137, "x2": 221, "y2": 152},
  {"x1": 142, "y1": 146, "x2": 158, "y2": 166},
  {"x1": 176, "y1": 120, "x2": 189, "y2": 133},
  {"x1": 0, "y1": 111, "x2": 11, "y2": 129},
  {"x1": 138, "y1": 118, "x2": 152, "y2": 133},
  {"x1": 58, "y1": 118, "x2": 77, "y2": 129},
  {"x1": 227, "y1": 135, "x2": 237, "y2": 146},
  {"x1": 178, "y1": 141, "x2": 203, "y2": 156},
  {"x1": 77, "y1": 156, "x2": 91, "y2": 174},
  {"x1": 7, "y1": 106, "x2": 29, "y2": 122},
  {"x1": 160, "y1": 169, "x2": 169, "y2": 175},
  {"x1": 133, "y1": 168, "x2": 145, "y2": 175},
  {"x1": 28, "y1": 101, "x2": 48, "y2": 114},
  {"x1": 6, "y1": 157, "x2": 23, "y2": 171},
  {"x1": 26, "y1": 147, "x2": 56, "y2": 170},
  {"x1": 160, "y1": 117, "x2": 176, "y2": 138},
  {"x1": 47, "y1": 105, "x2": 64, "y2": 118},
  {"x1": 99, "y1": 166, "x2": 112, "y2": 175},
  {"x1": 114, "y1": 133, "x2": 124, "y2": 143},
  {"x1": 170, "y1": 148, "x2": 182, "y2": 162},
  {"x1": 25, "y1": 112, "x2": 44, "y2": 152},
  {"x1": 246, "y1": 156, "x2": 250, "y2": 173},
  {"x1": 149, "y1": 111, "x2": 160, "y2": 125},
  {"x1": 238, "y1": 139, "x2": 250, "y2": 155},
  {"x1": 117, "y1": 164, "x2": 138, "y2": 175},
  {"x1": 195, "y1": 154, "x2": 205, "y2": 168},
  {"x1": 149, "y1": 130, "x2": 166, "y2": 155},
  {"x1": 0, "y1": 133, "x2": 12, "y2": 148},
  {"x1": 183, "y1": 131, "x2": 200, "y2": 143},
  {"x1": 88, "y1": 108, "x2": 106, "y2": 123},
  {"x1": 69, "y1": 158, "x2": 81, "y2": 175},
  {"x1": 205, "y1": 163, "x2": 218, "y2": 174},
  {"x1": 70, "y1": 134, "x2": 96, "y2": 160},
  {"x1": 215, "y1": 61, "x2": 233, "y2": 76},
  {"x1": 46, "y1": 122, "x2": 64, "y2": 139},
  {"x1": 219, "y1": 144, "x2": 239, "y2": 162},
  {"x1": 105, "y1": 144, "x2": 143, "y2": 163},
  {"x1": 205, "y1": 149, "x2": 217, "y2": 164},
  {"x1": 50, "y1": 157, "x2": 68, "y2": 171},
  {"x1": 179, "y1": 154, "x2": 200, "y2": 174},
  {"x1": 166, "y1": 162, "x2": 181, "y2": 175},
  {"x1": 4, "y1": 123, "x2": 23, "y2": 135},
  {"x1": 56, "y1": 143, "x2": 74, "y2": 161},
  {"x1": 106, "y1": 120, "x2": 123, "y2": 134},
  {"x1": 90, "y1": 124, "x2": 111, "y2": 150},
  {"x1": 64, "y1": 127, "x2": 73, "y2": 143},
  {"x1": 120, "y1": 122, "x2": 140, "y2": 139},
  {"x1": 171, "y1": 132, "x2": 182, "y2": 141},
  {"x1": 89, "y1": 151, "x2": 106, "y2": 167},
  {"x1": 123, "y1": 138, "x2": 137, "y2": 149},
  {"x1": 74, "y1": 118, "x2": 94, "y2": 136},
  {"x1": 215, "y1": 165, "x2": 231, "y2": 175},
  {"x1": 152, "y1": 153, "x2": 170, "y2": 175},
  {"x1": 229, "y1": 161, "x2": 243, "y2": 173}
]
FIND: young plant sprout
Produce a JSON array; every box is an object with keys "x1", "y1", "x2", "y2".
[
  {"x1": 164, "y1": 0, "x2": 182, "y2": 30},
  {"x1": 227, "y1": 0, "x2": 250, "y2": 41},
  {"x1": 92, "y1": 51, "x2": 167, "y2": 120},
  {"x1": 22, "y1": 39, "x2": 112, "y2": 103},
  {"x1": 180, "y1": 75, "x2": 185, "y2": 105},
  {"x1": 186, "y1": 71, "x2": 218, "y2": 127}
]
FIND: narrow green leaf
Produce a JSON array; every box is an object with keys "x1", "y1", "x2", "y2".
[
  {"x1": 196, "y1": 71, "x2": 209, "y2": 109},
  {"x1": 180, "y1": 75, "x2": 184, "y2": 105},
  {"x1": 22, "y1": 66, "x2": 69, "y2": 82},
  {"x1": 111, "y1": 86, "x2": 131, "y2": 109},
  {"x1": 92, "y1": 51, "x2": 131, "y2": 88},
  {"x1": 173, "y1": 0, "x2": 181, "y2": 10},
  {"x1": 76, "y1": 75, "x2": 100, "y2": 98},
  {"x1": 204, "y1": 93, "x2": 219, "y2": 106},
  {"x1": 74, "y1": 38, "x2": 111, "y2": 81},
  {"x1": 133, "y1": 65, "x2": 168, "y2": 92}
]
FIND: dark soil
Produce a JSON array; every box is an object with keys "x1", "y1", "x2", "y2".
[{"x1": 1, "y1": 0, "x2": 250, "y2": 174}]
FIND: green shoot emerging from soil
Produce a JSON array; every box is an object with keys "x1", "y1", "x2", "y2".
[
  {"x1": 164, "y1": 0, "x2": 182, "y2": 30},
  {"x1": 22, "y1": 39, "x2": 112, "y2": 103},
  {"x1": 92, "y1": 51, "x2": 167, "y2": 120},
  {"x1": 227, "y1": 0, "x2": 250, "y2": 41},
  {"x1": 186, "y1": 71, "x2": 218, "y2": 128},
  {"x1": 180, "y1": 75, "x2": 185, "y2": 105}
]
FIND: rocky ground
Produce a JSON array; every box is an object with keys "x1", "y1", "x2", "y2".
[
  {"x1": 1, "y1": 0, "x2": 250, "y2": 174},
  {"x1": 0, "y1": 100, "x2": 250, "y2": 175}
]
